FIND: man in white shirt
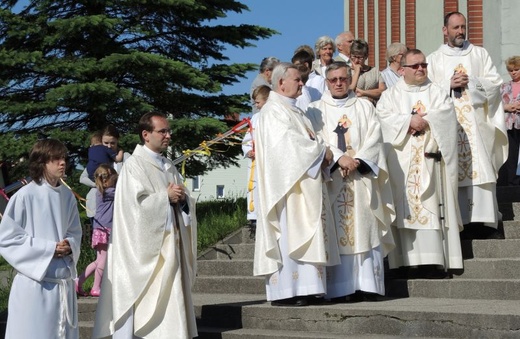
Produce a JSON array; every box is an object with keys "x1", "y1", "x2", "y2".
[{"x1": 334, "y1": 31, "x2": 355, "y2": 65}]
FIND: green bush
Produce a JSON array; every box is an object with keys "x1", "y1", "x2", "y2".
[{"x1": 196, "y1": 197, "x2": 248, "y2": 251}]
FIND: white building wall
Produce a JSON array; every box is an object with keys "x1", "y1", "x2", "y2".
[
  {"x1": 185, "y1": 157, "x2": 249, "y2": 202},
  {"x1": 415, "y1": 0, "x2": 444, "y2": 56},
  {"x1": 495, "y1": 0, "x2": 520, "y2": 79}
]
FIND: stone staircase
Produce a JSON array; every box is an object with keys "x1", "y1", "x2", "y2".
[{"x1": 77, "y1": 186, "x2": 520, "y2": 338}]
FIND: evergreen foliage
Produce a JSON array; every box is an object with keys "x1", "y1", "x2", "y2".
[{"x1": 0, "y1": 0, "x2": 276, "y2": 181}]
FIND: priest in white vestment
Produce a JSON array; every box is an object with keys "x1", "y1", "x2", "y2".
[
  {"x1": 92, "y1": 112, "x2": 197, "y2": 338},
  {"x1": 254, "y1": 62, "x2": 340, "y2": 306},
  {"x1": 376, "y1": 49, "x2": 464, "y2": 272},
  {"x1": 0, "y1": 139, "x2": 82, "y2": 339},
  {"x1": 427, "y1": 12, "x2": 507, "y2": 229},
  {"x1": 306, "y1": 61, "x2": 395, "y2": 301}
]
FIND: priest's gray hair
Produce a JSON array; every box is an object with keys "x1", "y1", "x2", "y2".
[
  {"x1": 325, "y1": 61, "x2": 352, "y2": 79},
  {"x1": 271, "y1": 62, "x2": 298, "y2": 92},
  {"x1": 259, "y1": 57, "x2": 280, "y2": 73}
]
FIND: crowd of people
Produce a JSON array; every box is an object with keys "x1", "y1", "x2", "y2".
[
  {"x1": 0, "y1": 112, "x2": 198, "y2": 338},
  {"x1": 246, "y1": 11, "x2": 514, "y2": 306},
  {"x1": 0, "y1": 9, "x2": 518, "y2": 339}
]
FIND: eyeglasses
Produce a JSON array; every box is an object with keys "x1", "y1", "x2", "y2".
[
  {"x1": 153, "y1": 129, "x2": 172, "y2": 136},
  {"x1": 327, "y1": 77, "x2": 349, "y2": 84},
  {"x1": 350, "y1": 55, "x2": 366, "y2": 60},
  {"x1": 402, "y1": 63, "x2": 428, "y2": 69}
]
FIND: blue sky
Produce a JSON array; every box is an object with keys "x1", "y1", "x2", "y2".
[
  {"x1": 219, "y1": 1, "x2": 345, "y2": 96},
  {"x1": 13, "y1": 0, "x2": 344, "y2": 99}
]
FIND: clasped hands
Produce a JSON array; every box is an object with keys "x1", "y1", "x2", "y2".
[
  {"x1": 408, "y1": 112, "x2": 429, "y2": 136},
  {"x1": 54, "y1": 239, "x2": 71, "y2": 258},
  {"x1": 322, "y1": 148, "x2": 359, "y2": 177},
  {"x1": 505, "y1": 101, "x2": 520, "y2": 113},
  {"x1": 450, "y1": 72, "x2": 469, "y2": 89},
  {"x1": 338, "y1": 155, "x2": 359, "y2": 178},
  {"x1": 167, "y1": 183, "x2": 186, "y2": 204}
]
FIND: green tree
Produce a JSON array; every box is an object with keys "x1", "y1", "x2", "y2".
[{"x1": 0, "y1": 0, "x2": 276, "y2": 182}]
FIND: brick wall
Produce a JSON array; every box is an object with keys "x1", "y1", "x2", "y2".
[{"x1": 467, "y1": 0, "x2": 483, "y2": 46}]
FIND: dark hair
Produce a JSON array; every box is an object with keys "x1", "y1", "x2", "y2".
[
  {"x1": 101, "y1": 125, "x2": 120, "y2": 140},
  {"x1": 401, "y1": 48, "x2": 424, "y2": 67},
  {"x1": 350, "y1": 39, "x2": 369, "y2": 58},
  {"x1": 138, "y1": 111, "x2": 167, "y2": 143},
  {"x1": 444, "y1": 11, "x2": 464, "y2": 26},
  {"x1": 28, "y1": 139, "x2": 68, "y2": 184},
  {"x1": 291, "y1": 50, "x2": 314, "y2": 68}
]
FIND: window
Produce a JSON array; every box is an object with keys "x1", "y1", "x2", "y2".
[
  {"x1": 192, "y1": 176, "x2": 200, "y2": 192},
  {"x1": 216, "y1": 185, "x2": 225, "y2": 199}
]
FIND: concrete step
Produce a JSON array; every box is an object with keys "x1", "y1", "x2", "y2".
[
  {"x1": 463, "y1": 239, "x2": 520, "y2": 258},
  {"x1": 213, "y1": 243, "x2": 255, "y2": 260},
  {"x1": 503, "y1": 220, "x2": 520, "y2": 239},
  {"x1": 386, "y1": 278, "x2": 520, "y2": 300},
  {"x1": 79, "y1": 321, "x2": 93, "y2": 339},
  {"x1": 197, "y1": 327, "x2": 437, "y2": 338},
  {"x1": 197, "y1": 259, "x2": 254, "y2": 276},
  {"x1": 198, "y1": 228, "x2": 255, "y2": 260},
  {"x1": 78, "y1": 297, "x2": 98, "y2": 322},
  {"x1": 455, "y1": 258, "x2": 520, "y2": 279},
  {"x1": 193, "y1": 293, "x2": 520, "y2": 338},
  {"x1": 193, "y1": 276, "x2": 264, "y2": 295}
]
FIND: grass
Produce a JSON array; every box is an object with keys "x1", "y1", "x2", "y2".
[
  {"x1": 0, "y1": 197, "x2": 248, "y2": 311},
  {"x1": 196, "y1": 197, "x2": 248, "y2": 251}
]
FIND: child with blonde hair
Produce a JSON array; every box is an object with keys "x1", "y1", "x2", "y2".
[{"x1": 76, "y1": 164, "x2": 118, "y2": 297}]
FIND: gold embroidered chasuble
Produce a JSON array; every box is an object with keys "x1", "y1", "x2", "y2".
[
  {"x1": 377, "y1": 78, "x2": 464, "y2": 268},
  {"x1": 306, "y1": 91, "x2": 395, "y2": 256},
  {"x1": 376, "y1": 78, "x2": 462, "y2": 232},
  {"x1": 427, "y1": 42, "x2": 508, "y2": 187}
]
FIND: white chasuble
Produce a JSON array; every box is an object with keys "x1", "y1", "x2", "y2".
[
  {"x1": 427, "y1": 42, "x2": 507, "y2": 226},
  {"x1": 93, "y1": 144, "x2": 197, "y2": 339},
  {"x1": 254, "y1": 91, "x2": 340, "y2": 300},
  {"x1": 377, "y1": 78, "x2": 463, "y2": 269},
  {"x1": 306, "y1": 91, "x2": 395, "y2": 297},
  {"x1": 0, "y1": 181, "x2": 82, "y2": 339}
]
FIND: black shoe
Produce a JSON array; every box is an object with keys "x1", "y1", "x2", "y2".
[
  {"x1": 307, "y1": 295, "x2": 326, "y2": 305},
  {"x1": 346, "y1": 291, "x2": 364, "y2": 303},
  {"x1": 330, "y1": 296, "x2": 347, "y2": 303},
  {"x1": 271, "y1": 296, "x2": 308, "y2": 307},
  {"x1": 362, "y1": 292, "x2": 380, "y2": 302},
  {"x1": 248, "y1": 220, "x2": 256, "y2": 239}
]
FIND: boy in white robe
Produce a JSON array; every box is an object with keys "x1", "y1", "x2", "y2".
[{"x1": 0, "y1": 139, "x2": 82, "y2": 339}]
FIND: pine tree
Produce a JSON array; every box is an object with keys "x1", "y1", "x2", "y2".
[{"x1": 0, "y1": 0, "x2": 276, "y2": 179}]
